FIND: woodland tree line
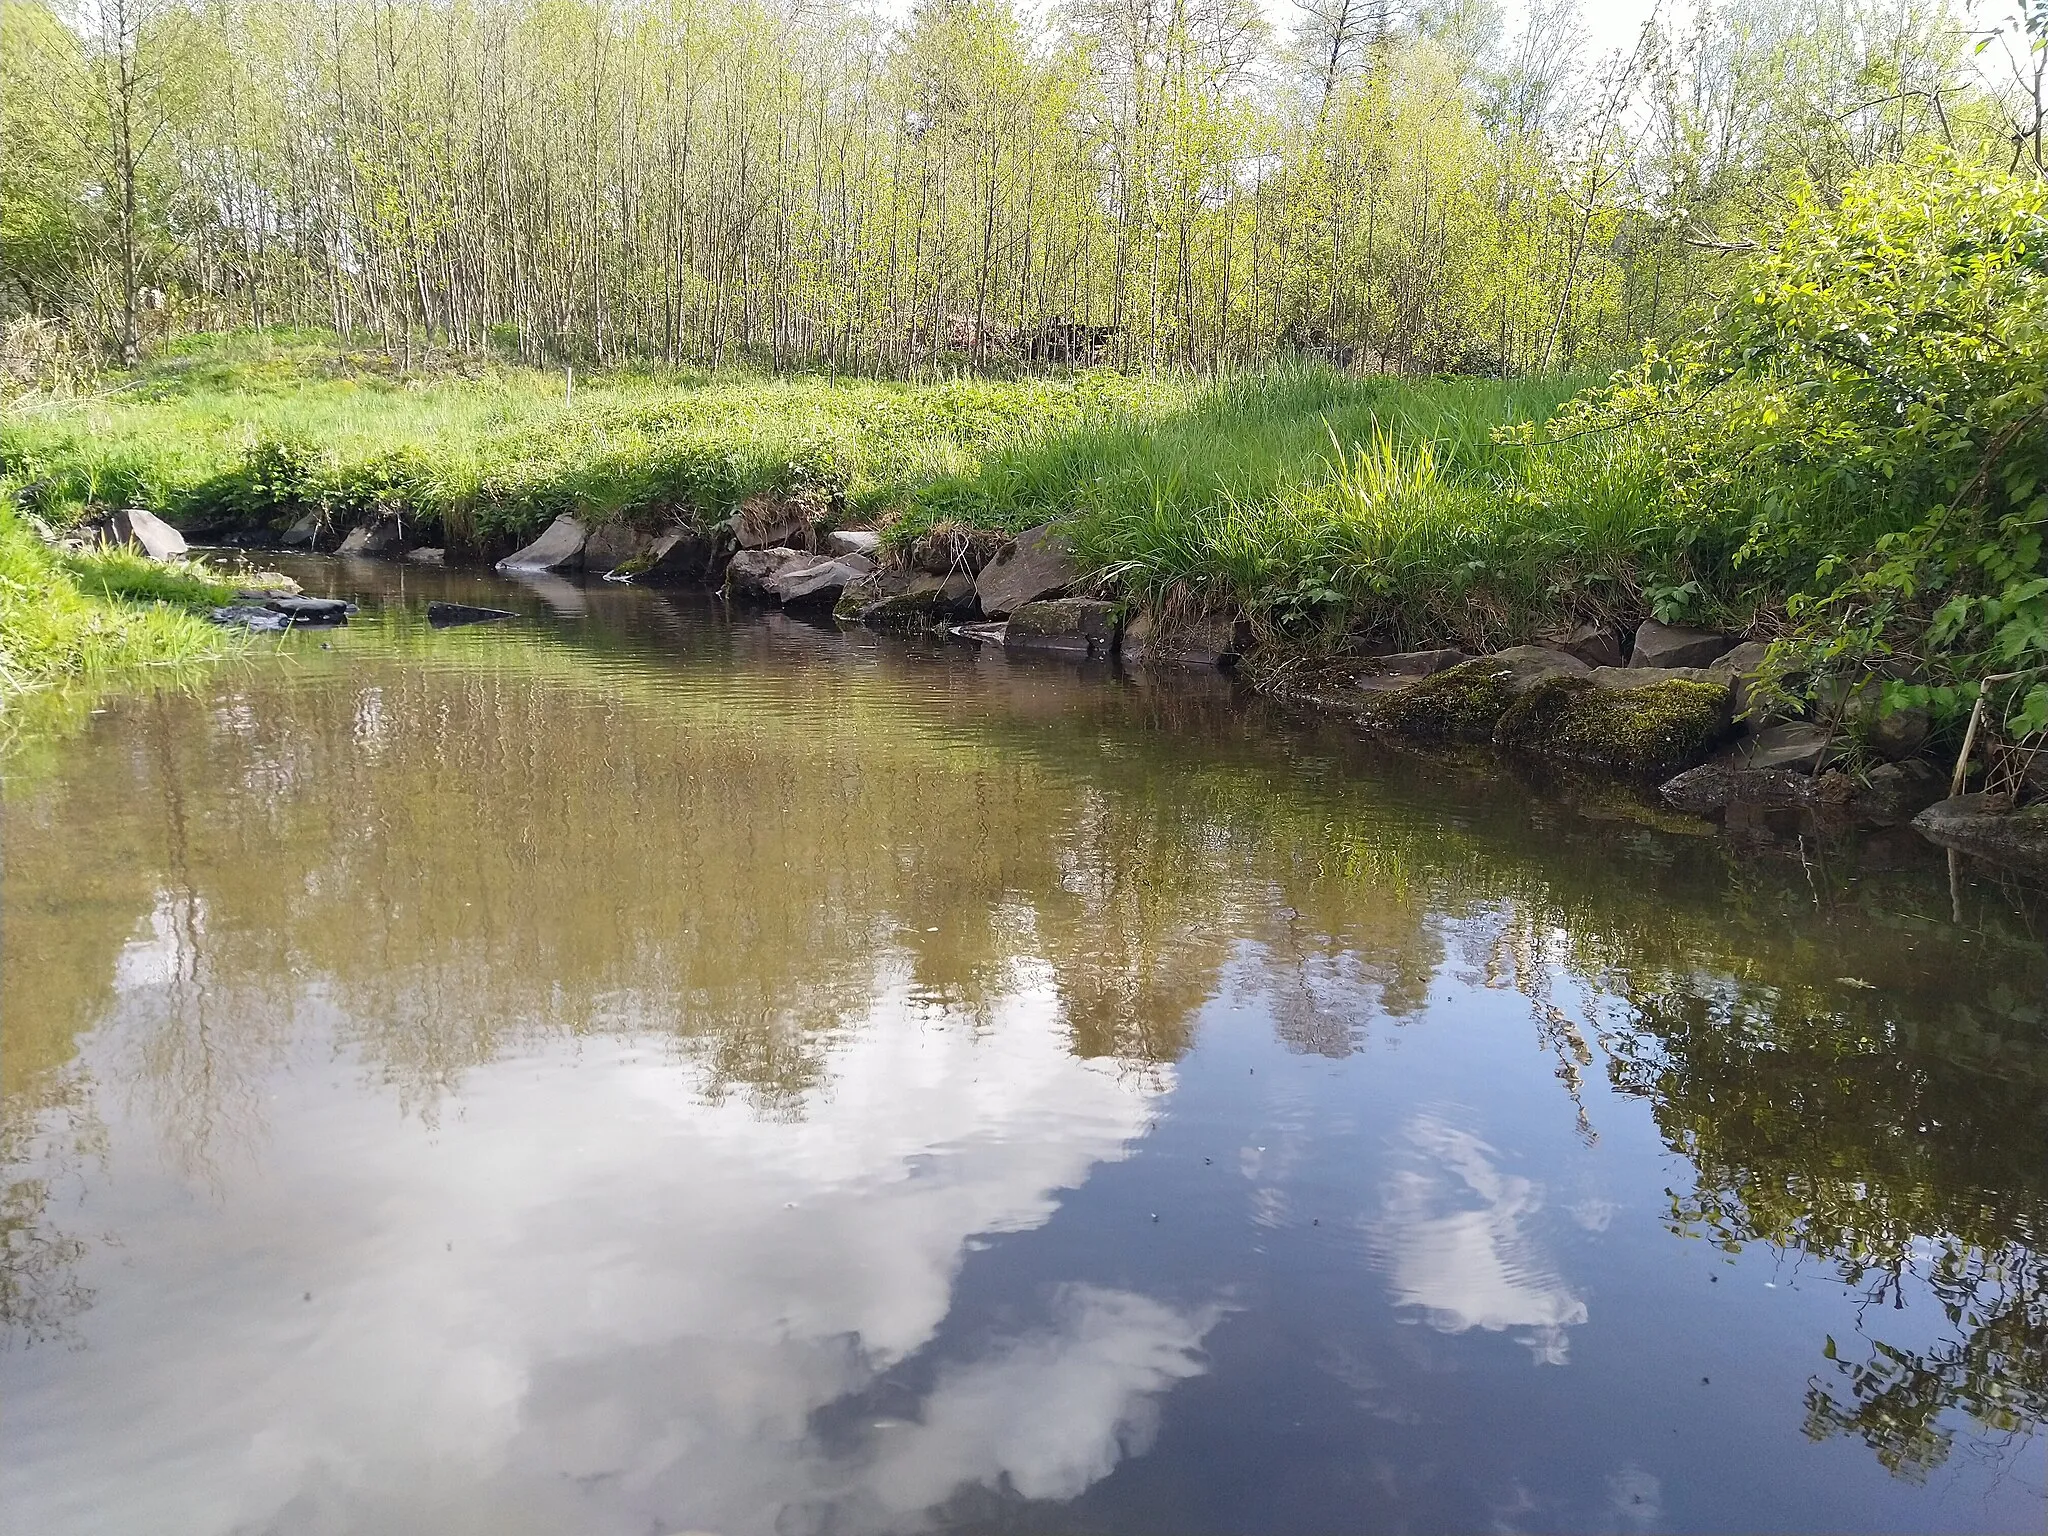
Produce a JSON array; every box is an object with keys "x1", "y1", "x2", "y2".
[{"x1": 0, "y1": 0, "x2": 2036, "y2": 374}]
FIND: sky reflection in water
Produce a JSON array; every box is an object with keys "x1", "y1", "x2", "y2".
[{"x1": 4, "y1": 561, "x2": 2044, "y2": 1535}]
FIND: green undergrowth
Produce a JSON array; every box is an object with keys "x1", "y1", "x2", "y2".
[
  {"x1": 1, "y1": 330, "x2": 1188, "y2": 546},
  {"x1": 0, "y1": 499, "x2": 243, "y2": 696}
]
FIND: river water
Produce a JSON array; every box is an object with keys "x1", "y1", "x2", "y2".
[{"x1": 5, "y1": 558, "x2": 2044, "y2": 1535}]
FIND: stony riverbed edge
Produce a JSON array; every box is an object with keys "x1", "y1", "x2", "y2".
[{"x1": 96, "y1": 502, "x2": 2048, "y2": 880}]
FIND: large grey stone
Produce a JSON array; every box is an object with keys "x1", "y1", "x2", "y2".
[
  {"x1": 405, "y1": 546, "x2": 445, "y2": 565},
  {"x1": 640, "y1": 527, "x2": 724, "y2": 585},
  {"x1": 975, "y1": 525, "x2": 1082, "y2": 618},
  {"x1": 1538, "y1": 620, "x2": 1625, "y2": 670},
  {"x1": 1705, "y1": 640, "x2": 1775, "y2": 725},
  {"x1": 1913, "y1": 794, "x2": 2048, "y2": 876},
  {"x1": 336, "y1": 514, "x2": 408, "y2": 557},
  {"x1": 581, "y1": 524, "x2": 651, "y2": 574},
  {"x1": 280, "y1": 511, "x2": 327, "y2": 549},
  {"x1": 108, "y1": 506, "x2": 188, "y2": 561},
  {"x1": 765, "y1": 553, "x2": 874, "y2": 608},
  {"x1": 1004, "y1": 598, "x2": 1119, "y2": 658},
  {"x1": 725, "y1": 547, "x2": 812, "y2": 602},
  {"x1": 1119, "y1": 610, "x2": 1245, "y2": 671},
  {"x1": 825, "y1": 529, "x2": 883, "y2": 558},
  {"x1": 835, "y1": 569, "x2": 977, "y2": 627},
  {"x1": 497, "y1": 514, "x2": 588, "y2": 573},
  {"x1": 1660, "y1": 761, "x2": 1816, "y2": 818},
  {"x1": 1630, "y1": 620, "x2": 1736, "y2": 670}
]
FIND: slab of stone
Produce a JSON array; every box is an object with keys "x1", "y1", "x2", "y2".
[
  {"x1": 108, "y1": 506, "x2": 188, "y2": 561},
  {"x1": 1630, "y1": 619, "x2": 1736, "y2": 670},
  {"x1": 209, "y1": 603, "x2": 291, "y2": 631},
  {"x1": 765, "y1": 554, "x2": 874, "y2": 608},
  {"x1": 405, "y1": 547, "x2": 445, "y2": 564},
  {"x1": 427, "y1": 601, "x2": 516, "y2": 628},
  {"x1": 1913, "y1": 794, "x2": 2048, "y2": 876},
  {"x1": 497, "y1": 514, "x2": 588, "y2": 573},
  {"x1": 1004, "y1": 598, "x2": 1119, "y2": 658},
  {"x1": 1538, "y1": 620, "x2": 1626, "y2": 670},
  {"x1": 975, "y1": 525, "x2": 1081, "y2": 618},
  {"x1": 266, "y1": 595, "x2": 354, "y2": 624},
  {"x1": 726, "y1": 547, "x2": 813, "y2": 602},
  {"x1": 825, "y1": 529, "x2": 883, "y2": 558},
  {"x1": 1660, "y1": 761, "x2": 1815, "y2": 818}
]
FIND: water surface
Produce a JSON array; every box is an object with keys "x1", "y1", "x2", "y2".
[{"x1": 5, "y1": 559, "x2": 2045, "y2": 1535}]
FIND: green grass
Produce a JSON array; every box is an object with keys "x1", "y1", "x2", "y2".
[
  {"x1": 6, "y1": 332, "x2": 1726, "y2": 660},
  {"x1": 906, "y1": 365, "x2": 1706, "y2": 652},
  {"x1": 1, "y1": 329, "x2": 1192, "y2": 546},
  {"x1": 0, "y1": 499, "x2": 244, "y2": 696}
]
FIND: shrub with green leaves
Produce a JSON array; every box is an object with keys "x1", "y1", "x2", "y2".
[{"x1": 1544, "y1": 151, "x2": 2048, "y2": 753}]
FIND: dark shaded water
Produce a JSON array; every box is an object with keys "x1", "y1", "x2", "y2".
[{"x1": 5, "y1": 558, "x2": 2045, "y2": 1535}]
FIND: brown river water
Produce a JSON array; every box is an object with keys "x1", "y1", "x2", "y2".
[{"x1": 4, "y1": 557, "x2": 2045, "y2": 1535}]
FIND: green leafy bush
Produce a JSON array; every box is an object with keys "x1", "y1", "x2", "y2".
[{"x1": 1545, "y1": 151, "x2": 2048, "y2": 755}]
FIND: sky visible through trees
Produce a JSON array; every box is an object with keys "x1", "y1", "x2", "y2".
[{"x1": 1, "y1": 0, "x2": 2039, "y2": 374}]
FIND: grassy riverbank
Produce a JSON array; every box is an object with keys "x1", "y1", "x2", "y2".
[{"x1": 0, "y1": 501, "x2": 242, "y2": 697}]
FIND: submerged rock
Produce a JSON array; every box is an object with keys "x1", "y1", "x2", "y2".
[
  {"x1": 1493, "y1": 674, "x2": 1733, "y2": 775},
  {"x1": 1660, "y1": 761, "x2": 1815, "y2": 818},
  {"x1": 1366, "y1": 646, "x2": 1588, "y2": 742},
  {"x1": 1913, "y1": 794, "x2": 2048, "y2": 876},
  {"x1": 1630, "y1": 619, "x2": 1736, "y2": 670},
  {"x1": 427, "y1": 601, "x2": 516, "y2": 627},
  {"x1": 497, "y1": 514, "x2": 588, "y2": 573},
  {"x1": 975, "y1": 525, "x2": 1080, "y2": 618},
  {"x1": 108, "y1": 506, "x2": 188, "y2": 561},
  {"x1": 405, "y1": 547, "x2": 445, "y2": 565},
  {"x1": 1004, "y1": 598, "x2": 1119, "y2": 658}
]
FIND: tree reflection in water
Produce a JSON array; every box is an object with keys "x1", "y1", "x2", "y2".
[{"x1": 3, "y1": 598, "x2": 2045, "y2": 1498}]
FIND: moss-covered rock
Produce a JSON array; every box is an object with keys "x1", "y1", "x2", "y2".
[
  {"x1": 834, "y1": 569, "x2": 977, "y2": 627},
  {"x1": 1365, "y1": 647, "x2": 1587, "y2": 742},
  {"x1": 1494, "y1": 675, "x2": 1733, "y2": 774}
]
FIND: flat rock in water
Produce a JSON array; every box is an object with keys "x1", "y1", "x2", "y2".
[
  {"x1": 1660, "y1": 760, "x2": 1815, "y2": 818},
  {"x1": 975, "y1": 525, "x2": 1081, "y2": 618},
  {"x1": 427, "y1": 601, "x2": 516, "y2": 628},
  {"x1": 1912, "y1": 794, "x2": 2048, "y2": 876},
  {"x1": 1365, "y1": 647, "x2": 1588, "y2": 742},
  {"x1": 726, "y1": 547, "x2": 813, "y2": 602},
  {"x1": 269, "y1": 595, "x2": 353, "y2": 619},
  {"x1": 1005, "y1": 598, "x2": 1119, "y2": 658},
  {"x1": 1630, "y1": 619, "x2": 1736, "y2": 669},
  {"x1": 766, "y1": 553, "x2": 872, "y2": 608},
  {"x1": 497, "y1": 514, "x2": 588, "y2": 573},
  {"x1": 108, "y1": 506, "x2": 188, "y2": 561},
  {"x1": 406, "y1": 547, "x2": 445, "y2": 564},
  {"x1": 210, "y1": 603, "x2": 291, "y2": 631},
  {"x1": 836, "y1": 570, "x2": 977, "y2": 627}
]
